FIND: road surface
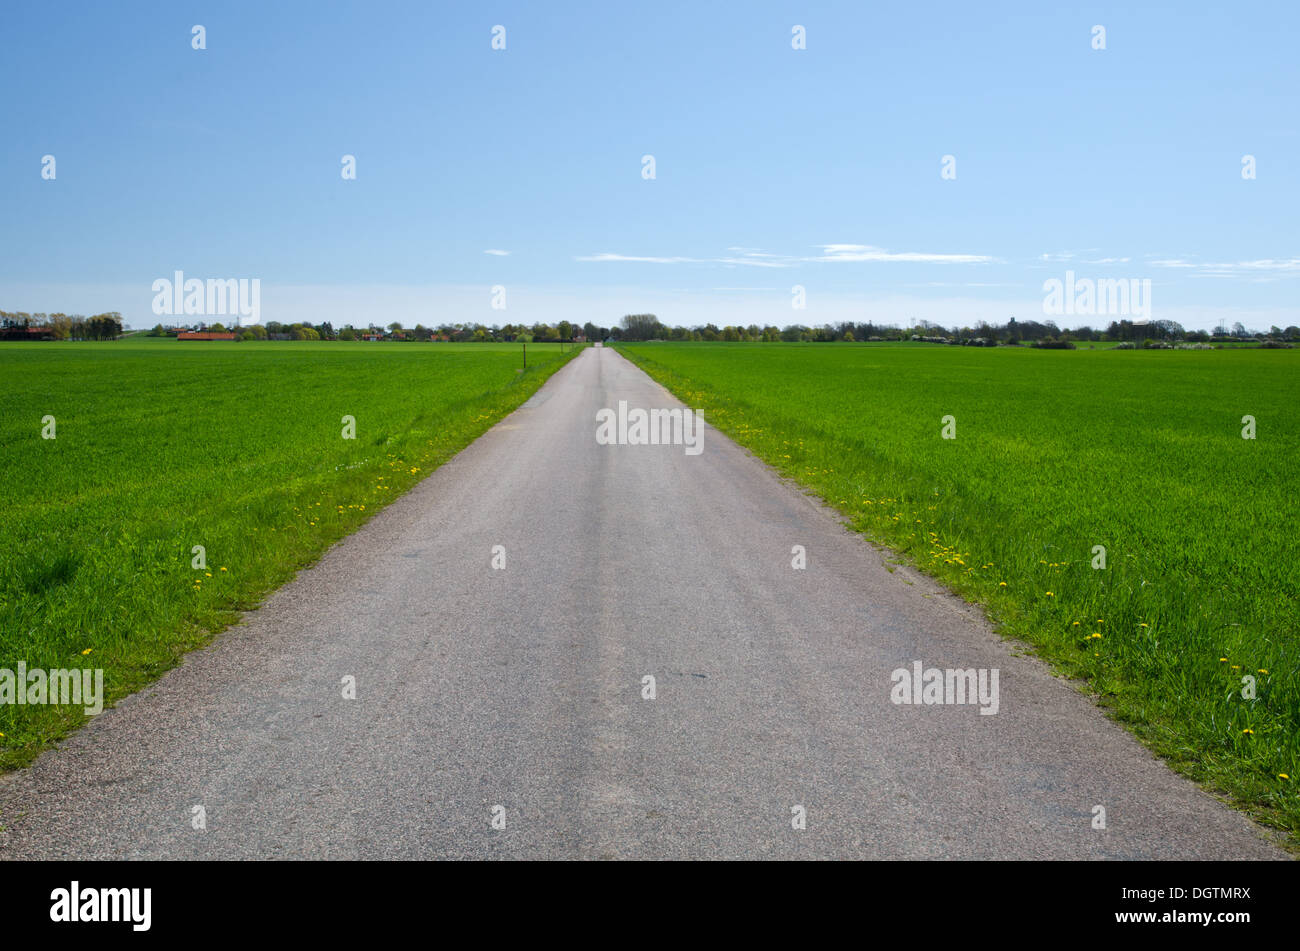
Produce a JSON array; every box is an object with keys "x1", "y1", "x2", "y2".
[{"x1": 0, "y1": 347, "x2": 1285, "y2": 859}]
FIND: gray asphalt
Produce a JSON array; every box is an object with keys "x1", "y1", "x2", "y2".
[{"x1": 0, "y1": 347, "x2": 1286, "y2": 859}]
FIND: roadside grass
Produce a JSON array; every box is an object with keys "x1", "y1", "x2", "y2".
[
  {"x1": 618, "y1": 341, "x2": 1300, "y2": 847},
  {"x1": 0, "y1": 340, "x2": 582, "y2": 768}
]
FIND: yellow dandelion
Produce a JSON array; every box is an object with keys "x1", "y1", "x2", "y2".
[
  {"x1": 1045, "y1": 591, "x2": 1054, "y2": 597},
  {"x1": 1219, "y1": 657, "x2": 1228, "y2": 662},
  {"x1": 1281, "y1": 774, "x2": 1291, "y2": 780},
  {"x1": 998, "y1": 582, "x2": 1007, "y2": 587},
  {"x1": 1242, "y1": 728, "x2": 1254, "y2": 735},
  {"x1": 81, "y1": 648, "x2": 92, "y2": 655},
  {"x1": 1072, "y1": 621, "x2": 1081, "y2": 626},
  {"x1": 1258, "y1": 669, "x2": 1268, "y2": 674}
]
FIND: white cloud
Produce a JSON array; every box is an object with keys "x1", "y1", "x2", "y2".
[
  {"x1": 815, "y1": 244, "x2": 995, "y2": 264},
  {"x1": 1152, "y1": 257, "x2": 1300, "y2": 274},
  {"x1": 716, "y1": 256, "x2": 793, "y2": 268},
  {"x1": 483, "y1": 249, "x2": 510, "y2": 256},
  {"x1": 576, "y1": 253, "x2": 700, "y2": 264},
  {"x1": 579, "y1": 244, "x2": 995, "y2": 267}
]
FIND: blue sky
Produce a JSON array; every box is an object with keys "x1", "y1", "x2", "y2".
[{"x1": 3, "y1": 1, "x2": 1297, "y2": 330}]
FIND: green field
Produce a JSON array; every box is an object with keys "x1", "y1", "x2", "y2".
[
  {"x1": 0, "y1": 339, "x2": 580, "y2": 766},
  {"x1": 618, "y1": 342, "x2": 1300, "y2": 842}
]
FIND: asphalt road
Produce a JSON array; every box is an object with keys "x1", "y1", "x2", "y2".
[{"x1": 0, "y1": 347, "x2": 1285, "y2": 859}]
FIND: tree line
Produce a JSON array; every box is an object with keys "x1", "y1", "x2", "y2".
[
  {"x1": 611, "y1": 314, "x2": 1300, "y2": 345},
  {"x1": 9, "y1": 308, "x2": 1296, "y2": 347},
  {"x1": 146, "y1": 320, "x2": 611, "y2": 342},
  {"x1": 0, "y1": 311, "x2": 123, "y2": 340}
]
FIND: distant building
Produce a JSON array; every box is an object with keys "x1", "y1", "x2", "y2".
[
  {"x1": 0, "y1": 326, "x2": 54, "y2": 340},
  {"x1": 177, "y1": 332, "x2": 238, "y2": 341}
]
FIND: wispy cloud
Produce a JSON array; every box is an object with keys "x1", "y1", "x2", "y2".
[
  {"x1": 1153, "y1": 257, "x2": 1300, "y2": 275},
  {"x1": 576, "y1": 253, "x2": 700, "y2": 264},
  {"x1": 903, "y1": 281, "x2": 1021, "y2": 288},
  {"x1": 483, "y1": 249, "x2": 510, "y2": 256},
  {"x1": 576, "y1": 251, "x2": 791, "y2": 267},
  {"x1": 579, "y1": 244, "x2": 994, "y2": 267},
  {"x1": 814, "y1": 244, "x2": 994, "y2": 264},
  {"x1": 1037, "y1": 250, "x2": 1131, "y2": 266}
]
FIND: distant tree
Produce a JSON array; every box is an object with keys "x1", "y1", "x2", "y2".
[
  {"x1": 620, "y1": 314, "x2": 663, "y2": 341},
  {"x1": 48, "y1": 314, "x2": 74, "y2": 340},
  {"x1": 86, "y1": 313, "x2": 123, "y2": 340},
  {"x1": 1150, "y1": 319, "x2": 1184, "y2": 340}
]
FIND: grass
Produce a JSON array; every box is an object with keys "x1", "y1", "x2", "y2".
[
  {"x1": 617, "y1": 341, "x2": 1300, "y2": 846},
  {"x1": 0, "y1": 339, "x2": 581, "y2": 767}
]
